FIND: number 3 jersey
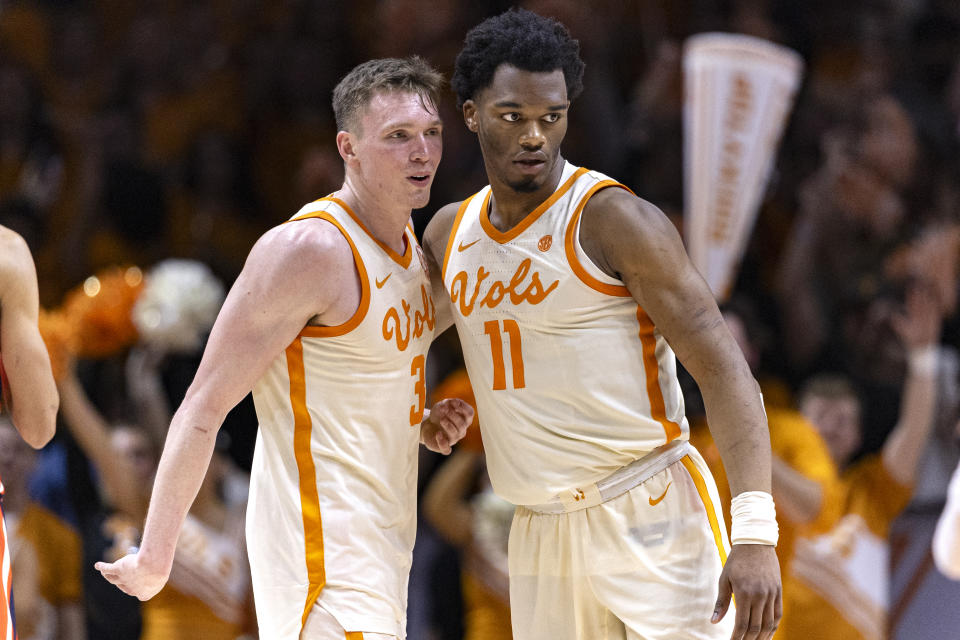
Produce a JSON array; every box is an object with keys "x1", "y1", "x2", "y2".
[
  {"x1": 442, "y1": 162, "x2": 689, "y2": 506},
  {"x1": 247, "y1": 197, "x2": 435, "y2": 639}
]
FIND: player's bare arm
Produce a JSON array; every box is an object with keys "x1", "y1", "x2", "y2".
[
  {"x1": 423, "y1": 200, "x2": 465, "y2": 335},
  {"x1": 580, "y1": 188, "x2": 781, "y2": 640},
  {"x1": 0, "y1": 228, "x2": 57, "y2": 448},
  {"x1": 419, "y1": 202, "x2": 475, "y2": 453},
  {"x1": 96, "y1": 219, "x2": 361, "y2": 600}
]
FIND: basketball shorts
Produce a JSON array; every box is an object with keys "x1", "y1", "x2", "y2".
[{"x1": 508, "y1": 442, "x2": 734, "y2": 639}]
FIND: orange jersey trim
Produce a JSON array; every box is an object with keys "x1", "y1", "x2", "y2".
[
  {"x1": 286, "y1": 339, "x2": 327, "y2": 630},
  {"x1": 636, "y1": 308, "x2": 683, "y2": 442},
  {"x1": 479, "y1": 167, "x2": 590, "y2": 244},
  {"x1": 441, "y1": 195, "x2": 478, "y2": 281},
  {"x1": 287, "y1": 211, "x2": 371, "y2": 339},
  {"x1": 315, "y1": 197, "x2": 413, "y2": 268},
  {"x1": 563, "y1": 180, "x2": 633, "y2": 297},
  {"x1": 680, "y1": 455, "x2": 728, "y2": 565},
  {"x1": 1, "y1": 496, "x2": 12, "y2": 640},
  {"x1": 345, "y1": 632, "x2": 364, "y2": 640}
]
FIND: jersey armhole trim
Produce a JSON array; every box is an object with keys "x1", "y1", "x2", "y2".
[
  {"x1": 564, "y1": 180, "x2": 634, "y2": 297},
  {"x1": 288, "y1": 211, "x2": 371, "y2": 338},
  {"x1": 303, "y1": 197, "x2": 413, "y2": 268},
  {"x1": 441, "y1": 194, "x2": 479, "y2": 281}
]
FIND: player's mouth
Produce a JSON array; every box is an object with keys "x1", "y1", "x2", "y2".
[
  {"x1": 513, "y1": 153, "x2": 547, "y2": 174},
  {"x1": 407, "y1": 173, "x2": 431, "y2": 185}
]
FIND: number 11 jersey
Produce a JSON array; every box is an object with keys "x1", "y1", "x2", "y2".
[{"x1": 442, "y1": 162, "x2": 690, "y2": 506}]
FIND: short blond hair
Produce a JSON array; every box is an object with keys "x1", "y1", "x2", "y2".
[{"x1": 332, "y1": 56, "x2": 444, "y2": 133}]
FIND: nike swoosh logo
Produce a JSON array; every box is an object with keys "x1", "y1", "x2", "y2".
[
  {"x1": 649, "y1": 482, "x2": 672, "y2": 506},
  {"x1": 457, "y1": 239, "x2": 481, "y2": 252},
  {"x1": 376, "y1": 273, "x2": 392, "y2": 288}
]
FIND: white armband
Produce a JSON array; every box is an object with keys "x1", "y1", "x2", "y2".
[{"x1": 730, "y1": 491, "x2": 778, "y2": 546}]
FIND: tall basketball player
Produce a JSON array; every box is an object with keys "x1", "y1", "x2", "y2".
[
  {"x1": 424, "y1": 9, "x2": 780, "y2": 640},
  {"x1": 95, "y1": 57, "x2": 474, "y2": 640}
]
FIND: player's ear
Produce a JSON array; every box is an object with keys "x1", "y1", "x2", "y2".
[
  {"x1": 336, "y1": 130, "x2": 356, "y2": 163},
  {"x1": 462, "y1": 101, "x2": 478, "y2": 133}
]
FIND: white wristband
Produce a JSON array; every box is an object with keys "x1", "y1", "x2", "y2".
[
  {"x1": 730, "y1": 491, "x2": 778, "y2": 546},
  {"x1": 908, "y1": 345, "x2": 938, "y2": 376}
]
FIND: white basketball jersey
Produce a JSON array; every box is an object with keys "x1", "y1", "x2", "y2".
[
  {"x1": 442, "y1": 162, "x2": 689, "y2": 506},
  {"x1": 247, "y1": 197, "x2": 435, "y2": 638}
]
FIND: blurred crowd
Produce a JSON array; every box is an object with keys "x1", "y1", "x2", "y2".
[{"x1": 3, "y1": 0, "x2": 960, "y2": 639}]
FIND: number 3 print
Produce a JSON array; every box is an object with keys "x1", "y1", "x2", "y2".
[{"x1": 410, "y1": 354, "x2": 426, "y2": 425}]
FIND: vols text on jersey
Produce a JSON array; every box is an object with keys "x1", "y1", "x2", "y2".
[
  {"x1": 449, "y1": 257, "x2": 559, "y2": 317},
  {"x1": 382, "y1": 284, "x2": 435, "y2": 351}
]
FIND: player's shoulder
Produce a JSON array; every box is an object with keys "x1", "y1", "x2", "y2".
[
  {"x1": 423, "y1": 200, "x2": 465, "y2": 256},
  {"x1": 583, "y1": 183, "x2": 662, "y2": 221},
  {"x1": 579, "y1": 181, "x2": 685, "y2": 280},
  {"x1": 582, "y1": 184, "x2": 676, "y2": 244},
  {"x1": 426, "y1": 201, "x2": 464, "y2": 235},
  {"x1": 248, "y1": 214, "x2": 355, "y2": 282}
]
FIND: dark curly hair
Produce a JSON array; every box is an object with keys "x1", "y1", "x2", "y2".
[{"x1": 452, "y1": 8, "x2": 585, "y2": 108}]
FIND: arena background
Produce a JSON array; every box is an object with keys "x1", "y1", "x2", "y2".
[{"x1": 2, "y1": 0, "x2": 960, "y2": 638}]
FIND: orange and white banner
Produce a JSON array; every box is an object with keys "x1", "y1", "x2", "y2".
[{"x1": 683, "y1": 33, "x2": 803, "y2": 301}]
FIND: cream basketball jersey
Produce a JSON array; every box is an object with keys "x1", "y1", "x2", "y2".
[
  {"x1": 442, "y1": 162, "x2": 689, "y2": 506},
  {"x1": 247, "y1": 197, "x2": 435, "y2": 638}
]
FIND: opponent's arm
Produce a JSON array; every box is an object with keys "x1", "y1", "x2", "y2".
[
  {"x1": 581, "y1": 188, "x2": 780, "y2": 640},
  {"x1": 96, "y1": 220, "x2": 354, "y2": 600},
  {"x1": 0, "y1": 229, "x2": 57, "y2": 448}
]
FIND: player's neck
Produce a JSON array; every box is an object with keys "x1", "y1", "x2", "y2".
[
  {"x1": 333, "y1": 182, "x2": 411, "y2": 254},
  {"x1": 486, "y1": 157, "x2": 566, "y2": 231}
]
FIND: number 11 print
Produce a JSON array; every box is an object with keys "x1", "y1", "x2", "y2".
[{"x1": 483, "y1": 319, "x2": 525, "y2": 390}]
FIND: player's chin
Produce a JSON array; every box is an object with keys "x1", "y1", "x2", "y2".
[
  {"x1": 409, "y1": 190, "x2": 433, "y2": 209},
  {"x1": 507, "y1": 175, "x2": 542, "y2": 194}
]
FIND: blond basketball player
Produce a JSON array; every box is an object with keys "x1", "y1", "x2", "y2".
[
  {"x1": 0, "y1": 225, "x2": 59, "y2": 640},
  {"x1": 95, "y1": 58, "x2": 474, "y2": 640},
  {"x1": 423, "y1": 10, "x2": 780, "y2": 640}
]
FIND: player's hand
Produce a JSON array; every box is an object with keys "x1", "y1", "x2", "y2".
[
  {"x1": 712, "y1": 543, "x2": 781, "y2": 640},
  {"x1": 420, "y1": 398, "x2": 474, "y2": 454},
  {"x1": 95, "y1": 549, "x2": 170, "y2": 601}
]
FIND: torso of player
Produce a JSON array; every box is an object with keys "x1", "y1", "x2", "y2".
[
  {"x1": 249, "y1": 197, "x2": 435, "y2": 566},
  {"x1": 442, "y1": 162, "x2": 688, "y2": 505}
]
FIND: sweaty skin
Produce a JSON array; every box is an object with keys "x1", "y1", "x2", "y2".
[
  {"x1": 95, "y1": 88, "x2": 473, "y2": 602},
  {"x1": 425, "y1": 63, "x2": 781, "y2": 640}
]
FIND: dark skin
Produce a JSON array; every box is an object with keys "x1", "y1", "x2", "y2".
[{"x1": 424, "y1": 64, "x2": 781, "y2": 640}]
